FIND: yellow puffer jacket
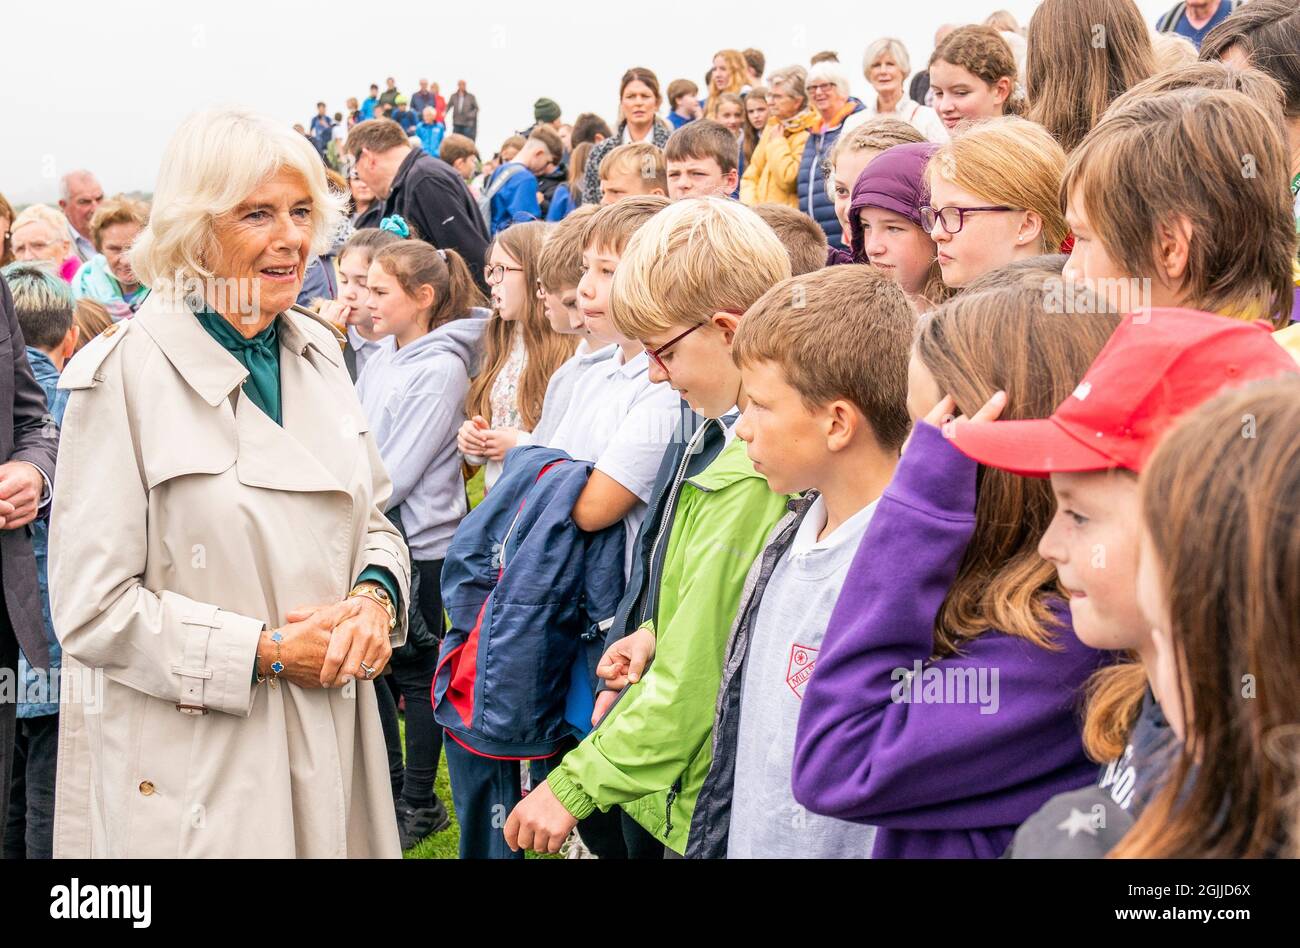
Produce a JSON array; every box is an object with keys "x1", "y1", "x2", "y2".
[{"x1": 740, "y1": 109, "x2": 819, "y2": 208}]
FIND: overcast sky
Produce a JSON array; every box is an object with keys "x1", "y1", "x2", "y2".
[{"x1": 1, "y1": 0, "x2": 1173, "y2": 205}]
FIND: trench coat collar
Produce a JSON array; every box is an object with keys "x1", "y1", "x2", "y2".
[
  {"x1": 134, "y1": 293, "x2": 340, "y2": 407},
  {"x1": 135, "y1": 292, "x2": 358, "y2": 494}
]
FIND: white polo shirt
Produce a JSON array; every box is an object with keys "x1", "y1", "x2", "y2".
[{"x1": 547, "y1": 347, "x2": 681, "y2": 575}]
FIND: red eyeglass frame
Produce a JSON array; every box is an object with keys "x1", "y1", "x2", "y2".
[{"x1": 644, "y1": 309, "x2": 745, "y2": 374}]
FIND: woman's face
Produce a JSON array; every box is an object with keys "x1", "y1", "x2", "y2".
[
  {"x1": 11, "y1": 220, "x2": 68, "y2": 264},
  {"x1": 858, "y1": 208, "x2": 935, "y2": 297},
  {"x1": 832, "y1": 148, "x2": 881, "y2": 241},
  {"x1": 336, "y1": 248, "x2": 375, "y2": 328},
  {"x1": 770, "y1": 87, "x2": 804, "y2": 121},
  {"x1": 209, "y1": 166, "x2": 314, "y2": 324},
  {"x1": 712, "y1": 56, "x2": 730, "y2": 90},
  {"x1": 929, "y1": 59, "x2": 1010, "y2": 130},
  {"x1": 364, "y1": 260, "x2": 419, "y2": 338},
  {"x1": 99, "y1": 221, "x2": 141, "y2": 289},
  {"x1": 746, "y1": 96, "x2": 769, "y2": 130},
  {"x1": 621, "y1": 80, "x2": 658, "y2": 128},
  {"x1": 868, "y1": 54, "x2": 905, "y2": 95},
  {"x1": 926, "y1": 174, "x2": 1031, "y2": 288},
  {"x1": 717, "y1": 101, "x2": 745, "y2": 136},
  {"x1": 489, "y1": 242, "x2": 527, "y2": 321},
  {"x1": 350, "y1": 174, "x2": 375, "y2": 205},
  {"x1": 808, "y1": 78, "x2": 847, "y2": 119}
]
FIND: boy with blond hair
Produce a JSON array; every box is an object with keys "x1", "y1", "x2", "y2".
[
  {"x1": 598, "y1": 143, "x2": 668, "y2": 204},
  {"x1": 504, "y1": 197, "x2": 792, "y2": 856}
]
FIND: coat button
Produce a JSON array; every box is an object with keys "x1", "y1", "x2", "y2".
[{"x1": 139, "y1": 780, "x2": 155, "y2": 796}]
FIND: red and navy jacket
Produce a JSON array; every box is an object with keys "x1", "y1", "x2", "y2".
[{"x1": 434, "y1": 445, "x2": 627, "y2": 759}]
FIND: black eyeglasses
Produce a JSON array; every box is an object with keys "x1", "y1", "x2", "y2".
[
  {"x1": 920, "y1": 205, "x2": 1017, "y2": 235},
  {"x1": 484, "y1": 263, "x2": 524, "y2": 285}
]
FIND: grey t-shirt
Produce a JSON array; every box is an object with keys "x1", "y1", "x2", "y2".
[{"x1": 728, "y1": 495, "x2": 880, "y2": 858}]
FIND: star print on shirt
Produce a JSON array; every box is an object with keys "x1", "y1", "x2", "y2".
[{"x1": 1057, "y1": 807, "x2": 1100, "y2": 839}]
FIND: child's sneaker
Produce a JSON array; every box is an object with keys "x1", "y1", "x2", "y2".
[{"x1": 395, "y1": 794, "x2": 452, "y2": 850}]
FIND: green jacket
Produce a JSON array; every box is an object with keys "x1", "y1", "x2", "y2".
[{"x1": 547, "y1": 436, "x2": 791, "y2": 853}]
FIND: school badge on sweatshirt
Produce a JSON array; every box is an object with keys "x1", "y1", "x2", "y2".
[{"x1": 786, "y1": 644, "x2": 818, "y2": 699}]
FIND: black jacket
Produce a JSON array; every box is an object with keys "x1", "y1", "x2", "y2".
[{"x1": 383, "y1": 148, "x2": 490, "y2": 290}]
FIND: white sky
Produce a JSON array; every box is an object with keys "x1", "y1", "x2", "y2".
[{"x1": 1, "y1": 0, "x2": 1174, "y2": 205}]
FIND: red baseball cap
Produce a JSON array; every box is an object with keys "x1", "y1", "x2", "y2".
[{"x1": 949, "y1": 308, "x2": 1299, "y2": 477}]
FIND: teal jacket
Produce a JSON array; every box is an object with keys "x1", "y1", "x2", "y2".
[{"x1": 546, "y1": 435, "x2": 791, "y2": 853}]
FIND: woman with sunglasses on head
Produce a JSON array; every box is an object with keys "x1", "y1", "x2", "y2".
[
  {"x1": 457, "y1": 222, "x2": 576, "y2": 491},
  {"x1": 923, "y1": 116, "x2": 1069, "y2": 290}
]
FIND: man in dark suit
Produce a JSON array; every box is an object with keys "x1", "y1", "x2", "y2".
[
  {"x1": 346, "y1": 118, "x2": 491, "y2": 292},
  {"x1": 0, "y1": 273, "x2": 59, "y2": 854}
]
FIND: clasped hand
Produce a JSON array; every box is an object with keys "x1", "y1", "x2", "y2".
[{"x1": 257, "y1": 594, "x2": 393, "y2": 689}]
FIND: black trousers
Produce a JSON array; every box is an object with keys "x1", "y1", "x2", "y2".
[{"x1": 3, "y1": 713, "x2": 57, "y2": 859}]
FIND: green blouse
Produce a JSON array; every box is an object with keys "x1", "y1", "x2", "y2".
[{"x1": 194, "y1": 309, "x2": 404, "y2": 678}]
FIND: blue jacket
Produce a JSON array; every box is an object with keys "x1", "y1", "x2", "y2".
[
  {"x1": 545, "y1": 184, "x2": 574, "y2": 221},
  {"x1": 19, "y1": 347, "x2": 65, "y2": 718},
  {"x1": 797, "y1": 98, "x2": 865, "y2": 248},
  {"x1": 416, "y1": 121, "x2": 445, "y2": 157},
  {"x1": 434, "y1": 445, "x2": 627, "y2": 758},
  {"x1": 487, "y1": 161, "x2": 541, "y2": 235},
  {"x1": 361, "y1": 96, "x2": 377, "y2": 120}
]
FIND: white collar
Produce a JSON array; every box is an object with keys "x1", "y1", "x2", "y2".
[{"x1": 790, "y1": 495, "x2": 879, "y2": 556}]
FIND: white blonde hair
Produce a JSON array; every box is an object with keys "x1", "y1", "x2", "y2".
[
  {"x1": 608, "y1": 197, "x2": 790, "y2": 339},
  {"x1": 130, "y1": 108, "x2": 347, "y2": 290},
  {"x1": 806, "y1": 62, "x2": 852, "y2": 99},
  {"x1": 11, "y1": 205, "x2": 73, "y2": 257},
  {"x1": 863, "y1": 37, "x2": 911, "y2": 78}
]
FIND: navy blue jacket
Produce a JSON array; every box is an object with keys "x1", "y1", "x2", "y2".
[
  {"x1": 434, "y1": 445, "x2": 627, "y2": 758},
  {"x1": 797, "y1": 99, "x2": 864, "y2": 249}
]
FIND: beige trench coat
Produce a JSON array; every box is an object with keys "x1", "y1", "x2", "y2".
[{"x1": 48, "y1": 292, "x2": 411, "y2": 858}]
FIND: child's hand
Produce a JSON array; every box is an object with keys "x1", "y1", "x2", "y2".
[
  {"x1": 457, "y1": 418, "x2": 486, "y2": 457},
  {"x1": 959, "y1": 390, "x2": 1008, "y2": 424},
  {"x1": 591, "y1": 690, "x2": 619, "y2": 726},
  {"x1": 503, "y1": 780, "x2": 578, "y2": 854},
  {"x1": 596, "y1": 626, "x2": 656, "y2": 690},
  {"x1": 922, "y1": 394, "x2": 958, "y2": 430},
  {"x1": 479, "y1": 427, "x2": 523, "y2": 461},
  {"x1": 317, "y1": 299, "x2": 351, "y2": 333}
]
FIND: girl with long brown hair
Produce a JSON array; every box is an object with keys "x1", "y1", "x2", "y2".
[
  {"x1": 458, "y1": 221, "x2": 577, "y2": 490},
  {"x1": 1026, "y1": 0, "x2": 1155, "y2": 153},
  {"x1": 1121, "y1": 376, "x2": 1300, "y2": 858},
  {"x1": 356, "y1": 237, "x2": 490, "y2": 848},
  {"x1": 792, "y1": 263, "x2": 1121, "y2": 858},
  {"x1": 950, "y1": 308, "x2": 1299, "y2": 858}
]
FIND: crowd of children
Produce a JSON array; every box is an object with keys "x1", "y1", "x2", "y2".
[{"x1": 6, "y1": 0, "x2": 1300, "y2": 862}]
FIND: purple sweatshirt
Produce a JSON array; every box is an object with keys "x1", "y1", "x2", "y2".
[{"x1": 792, "y1": 422, "x2": 1107, "y2": 858}]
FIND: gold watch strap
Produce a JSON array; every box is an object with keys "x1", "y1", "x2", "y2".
[{"x1": 348, "y1": 582, "x2": 397, "y2": 630}]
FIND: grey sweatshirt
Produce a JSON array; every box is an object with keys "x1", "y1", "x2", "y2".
[{"x1": 356, "y1": 309, "x2": 488, "y2": 560}]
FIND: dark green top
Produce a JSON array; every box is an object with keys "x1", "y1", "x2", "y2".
[{"x1": 193, "y1": 309, "x2": 404, "y2": 679}]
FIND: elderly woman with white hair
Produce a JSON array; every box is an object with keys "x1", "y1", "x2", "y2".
[
  {"x1": 740, "y1": 67, "x2": 820, "y2": 207},
  {"x1": 48, "y1": 108, "x2": 412, "y2": 858},
  {"x1": 796, "y1": 61, "x2": 865, "y2": 247},
  {"x1": 843, "y1": 37, "x2": 948, "y2": 143},
  {"x1": 10, "y1": 205, "x2": 80, "y2": 282}
]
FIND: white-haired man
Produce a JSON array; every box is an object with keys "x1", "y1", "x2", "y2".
[{"x1": 58, "y1": 170, "x2": 103, "y2": 262}]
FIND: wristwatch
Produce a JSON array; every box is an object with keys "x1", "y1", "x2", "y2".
[{"x1": 348, "y1": 582, "x2": 397, "y2": 630}]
